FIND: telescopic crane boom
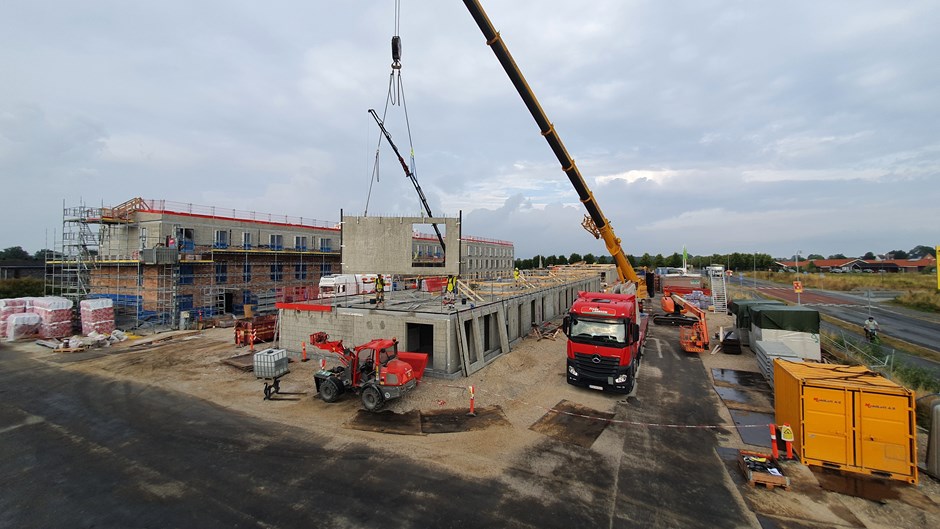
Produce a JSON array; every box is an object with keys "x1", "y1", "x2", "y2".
[
  {"x1": 462, "y1": 0, "x2": 644, "y2": 294},
  {"x1": 368, "y1": 108, "x2": 445, "y2": 251}
]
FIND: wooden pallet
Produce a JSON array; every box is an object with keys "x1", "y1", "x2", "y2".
[
  {"x1": 54, "y1": 347, "x2": 89, "y2": 354},
  {"x1": 738, "y1": 450, "x2": 790, "y2": 490}
]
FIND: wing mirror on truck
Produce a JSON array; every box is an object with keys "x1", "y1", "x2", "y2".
[{"x1": 562, "y1": 316, "x2": 570, "y2": 336}]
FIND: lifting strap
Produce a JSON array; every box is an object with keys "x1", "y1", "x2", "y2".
[{"x1": 366, "y1": 0, "x2": 421, "y2": 217}]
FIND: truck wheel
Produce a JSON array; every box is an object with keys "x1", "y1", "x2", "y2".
[
  {"x1": 319, "y1": 378, "x2": 341, "y2": 403},
  {"x1": 361, "y1": 386, "x2": 385, "y2": 412},
  {"x1": 624, "y1": 365, "x2": 636, "y2": 395}
]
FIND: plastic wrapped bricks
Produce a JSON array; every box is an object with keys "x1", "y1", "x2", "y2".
[
  {"x1": 33, "y1": 297, "x2": 74, "y2": 339},
  {"x1": 0, "y1": 298, "x2": 27, "y2": 338},
  {"x1": 80, "y1": 298, "x2": 115, "y2": 335},
  {"x1": 6, "y1": 313, "x2": 41, "y2": 341}
]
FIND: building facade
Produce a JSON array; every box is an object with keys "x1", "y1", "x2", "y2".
[
  {"x1": 412, "y1": 233, "x2": 515, "y2": 280},
  {"x1": 51, "y1": 198, "x2": 516, "y2": 328}
]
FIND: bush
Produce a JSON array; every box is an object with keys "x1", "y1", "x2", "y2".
[
  {"x1": 895, "y1": 290, "x2": 940, "y2": 313},
  {"x1": 0, "y1": 278, "x2": 44, "y2": 298}
]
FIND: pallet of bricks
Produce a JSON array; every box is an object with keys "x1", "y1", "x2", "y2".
[
  {"x1": 1, "y1": 297, "x2": 74, "y2": 341},
  {"x1": 80, "y1": 299, "x2": 115, "y2": 335}
]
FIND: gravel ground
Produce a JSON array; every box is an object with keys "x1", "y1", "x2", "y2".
[{"x1": 12, "y1": 304, "x2": 940, "y2": 527}]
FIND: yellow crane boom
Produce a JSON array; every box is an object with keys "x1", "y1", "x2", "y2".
[{"x1": 462, "y1": 0, "x2": 645, "y2": 295}]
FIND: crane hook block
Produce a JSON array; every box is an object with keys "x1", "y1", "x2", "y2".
[{"x1": 391, "y1": 35, "x2": 402, "y2": 64}]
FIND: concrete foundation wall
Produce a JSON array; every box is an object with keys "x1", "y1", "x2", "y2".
[{"x1": 279, "y1": 275, "x2": 601, "y2": 378}]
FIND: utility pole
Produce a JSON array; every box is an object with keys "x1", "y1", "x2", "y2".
[{"x1": 753, "y1": 252, "x2": 757, "y2": 288}]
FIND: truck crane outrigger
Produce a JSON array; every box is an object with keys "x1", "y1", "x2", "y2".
[{"x1": 462, "y1": 0, "x2": 644, "y2": 296}]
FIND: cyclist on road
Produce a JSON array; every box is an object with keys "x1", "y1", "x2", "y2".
[{"x1": 863, "y1": 316, "x2": 880, "y2": 342}]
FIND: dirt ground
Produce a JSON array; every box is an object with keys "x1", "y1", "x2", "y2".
[{"x1": 20, "y1": 308, "x2": 940, "y2": 527}]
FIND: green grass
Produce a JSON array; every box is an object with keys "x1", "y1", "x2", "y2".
[
  {"x1": 894, "y1": 290, "x2": 940, "y2": 313},
  {"x1": 752, "y1": 271, "x2": 940, "y2": 312},
  {"x1": 754, "y1": 270, "x2": 934, "y2": 291}
]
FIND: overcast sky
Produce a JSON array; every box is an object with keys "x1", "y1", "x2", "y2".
[{"x1": 1, "y1": 1, "x2": 938, "y2": 260}]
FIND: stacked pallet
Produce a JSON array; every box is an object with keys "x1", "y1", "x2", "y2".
[
  {"x1": 2, "y1": 297, "x2": 74, "y2": 340},
  {"x1": 755, "y1": 340, "x2": 803, "y2": 388},
  {"x1": 0, "y1": 298, "x2": 27, "y2": 338},
  {"x1": 5, "y1": 313, "x2": 41, "y2": 341},
  {"x1": 33, "y1": 297, "x2": 74, "y2": 339},
  {"x1": 80, "y1": 299, "x2": 115, "y2": 335}
]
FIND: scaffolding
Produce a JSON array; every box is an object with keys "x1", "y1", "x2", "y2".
[
  {"x1": 45, "y1": 203, "x2": 101, "y2": 305},
  {"x1": 47, "y1": 199, "x2": 342, "y2": 331}
]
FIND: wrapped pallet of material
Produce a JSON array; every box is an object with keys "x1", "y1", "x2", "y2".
[
  {"x1": 6, "y1": 313, "x2": 41, "y2": 341},
  {"x1": 728, "y1": 299, "x2": 785, "y2": 347},
  {"x1": 748, "y1": 305, "x2": 821, "y2": 361},
  {"x1": 80, "y1": 298, "x2": 115, "y2": 336},
  {"x1": 33, "y1": 297, "x2": 74, "y2": 339},
  {"x1": 0, "y1": 298, "x2": 27, "y2": 338}
]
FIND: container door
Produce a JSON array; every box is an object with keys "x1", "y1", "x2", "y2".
[
  {"x1": 802, "y1": 387, "x2": 850, "y2": 465},
  {"x1": 857, "y1": 391, "x2": 914, "y2": 476}
]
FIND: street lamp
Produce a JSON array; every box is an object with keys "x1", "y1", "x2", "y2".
[
  {"x1": 753, "y1": 252, "x2": 757, "y2": 288},
  {"x1": 796, "y1": 250, "x2": 802, "y2": 275}
]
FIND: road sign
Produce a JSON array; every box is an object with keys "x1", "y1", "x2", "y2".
[
  {"x1": 780, "y1": 424, "x2": 794, "y2": 442},
  {"x1": 793, "y1": 281, "x2": 803, "y2": 294}
]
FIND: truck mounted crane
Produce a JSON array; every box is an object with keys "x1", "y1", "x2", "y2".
[{"x1": 462, "y1": 0, "x2": 645, "y2": 296}]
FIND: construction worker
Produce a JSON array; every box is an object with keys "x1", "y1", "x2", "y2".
[
  {"x1": 444, "y1": 275, "x2": 457, "y2": 305},
  {"x1": 375, "y1": 274, "x2": 385, "y2": 306},
  {"x1": 513, "y1": 268, "x2": 521, "y2": 286}
]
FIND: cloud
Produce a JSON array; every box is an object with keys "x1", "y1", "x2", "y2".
[{"x1": 0, "y1": 0, "x2": 938, "y2": 262}]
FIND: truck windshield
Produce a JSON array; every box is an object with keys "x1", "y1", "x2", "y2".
[{"x1": 569, "y1": 317, "x2": 627, "y2": 345}]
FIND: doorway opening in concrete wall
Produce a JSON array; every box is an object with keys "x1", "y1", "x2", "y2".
[
  {"x1": 406, "y1": 323, "x2": 434, "y2": 364},
  {"x1": 411, "y1": 223, "x2": 446, "y2": 269},
  {"x1": 464, "y1": 319, "x2": 476, "y2": 362}
]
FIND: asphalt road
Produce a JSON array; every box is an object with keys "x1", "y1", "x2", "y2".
[
  {"x1": 0, "y1": 329, "x2": 750, "y2": 528},
  {"x1": 738, "y1": 278, "x2": 940, "y2": 377}
]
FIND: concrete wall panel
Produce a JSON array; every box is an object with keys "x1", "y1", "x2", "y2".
[{"x1": 342, "y1": 216, "x2": 460, "y2": 276}]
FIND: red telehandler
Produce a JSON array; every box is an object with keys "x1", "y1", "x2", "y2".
[{"x1": 311, "y1": 333, "x2": 428, "y2": 411}]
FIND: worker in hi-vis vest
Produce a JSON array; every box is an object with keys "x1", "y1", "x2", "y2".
[
  {"x1": 375, "y1": 274, "x2": 385, "y2": 305},
  {"x1": 445, "y1": 275, "x2": 457, "y2": 303}
]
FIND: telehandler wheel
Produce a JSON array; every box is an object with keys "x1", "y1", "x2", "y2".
[
  {"x1": 361, "y1": 385, "x2": 385, "y2": 412},
  {"x1": 319, "y1": 378, "x2": 341, "y2": 403}
]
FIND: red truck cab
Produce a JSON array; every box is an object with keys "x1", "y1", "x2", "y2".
[{"x1": 563, "y1": 291, "x2": 648, "y2": 394}]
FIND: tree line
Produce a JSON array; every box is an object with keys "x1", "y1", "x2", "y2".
[
  {"x1": 515, "y1": 243, "x2": 936, "y2": 272},
  {"x1": 0, "y1": 246, "x2": 59, "y2": 262},
  {"x1": 515, "y1": 252, "x2": 778, "y2": 271}
]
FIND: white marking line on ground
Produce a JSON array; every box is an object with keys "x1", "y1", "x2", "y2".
[{"x1": 0, "y1": 414, "x2": 44, "y2": 435}]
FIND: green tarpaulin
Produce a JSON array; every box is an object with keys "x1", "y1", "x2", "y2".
[
  {"x1": 729, "y1": 299, "x2": 785, "y2": 328},
  {"x1": 748, "y1": 305, "x2": 820, "y2": 333}
]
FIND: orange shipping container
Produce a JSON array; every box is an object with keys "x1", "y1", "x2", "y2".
[{"x1": 773, "y1": 360, "x2": 917, "y2": 484}]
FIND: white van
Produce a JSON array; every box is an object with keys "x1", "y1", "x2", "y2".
[{"x1": 318, "y1": 274, "x2": 392, "y2": 298}]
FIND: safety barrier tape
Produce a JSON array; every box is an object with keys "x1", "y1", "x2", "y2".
[{"x1": 414, "y1": 378, "x2": 766, "y2": 429}]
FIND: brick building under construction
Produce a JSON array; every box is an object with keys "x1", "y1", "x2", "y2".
[{"x1": 46, "y1": 198, "x2": 514, "y2": 329}]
